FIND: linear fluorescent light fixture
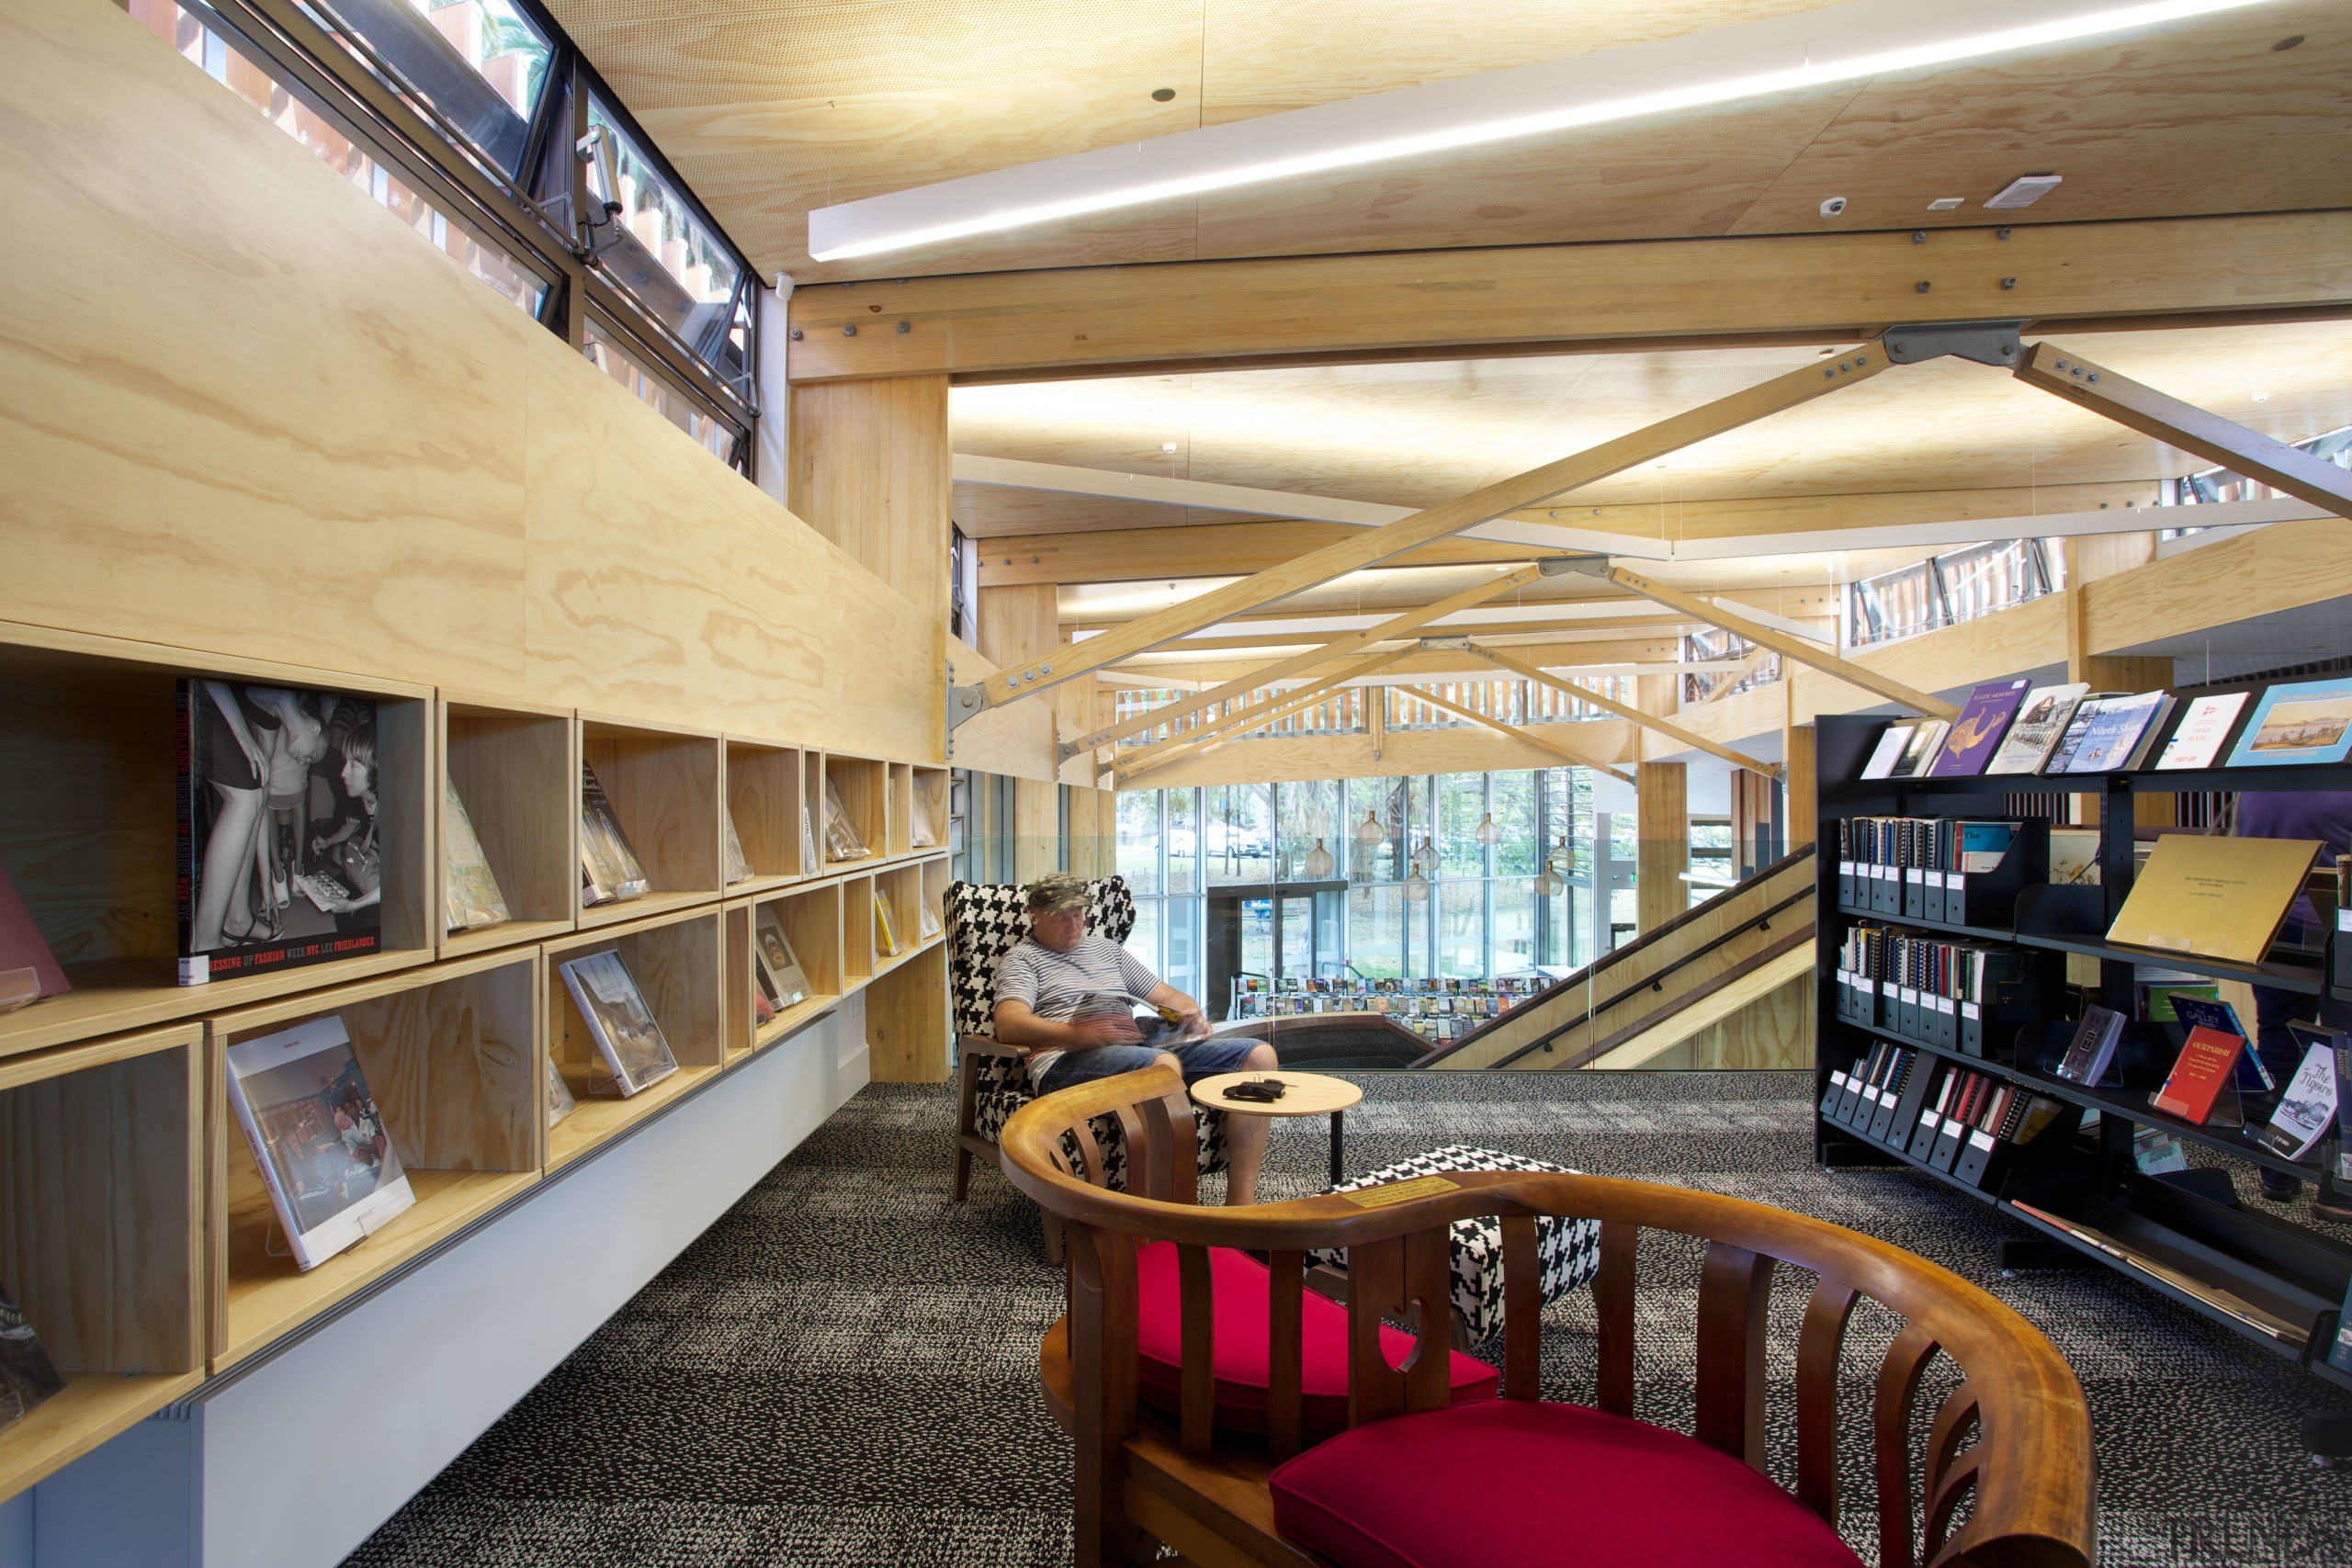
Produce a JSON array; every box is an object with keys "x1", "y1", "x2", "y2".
[{"x1": 808, "y1": 0, "x2": 2271, "y2": 261}]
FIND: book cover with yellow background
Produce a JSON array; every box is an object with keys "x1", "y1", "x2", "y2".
[{"x1": 2107, "y1": 835, "x2": 2322, "y2": 966}]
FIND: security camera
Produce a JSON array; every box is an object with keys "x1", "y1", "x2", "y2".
[{"x1": 1819, "y1": 196, "x2": 1849, "y2": 218}]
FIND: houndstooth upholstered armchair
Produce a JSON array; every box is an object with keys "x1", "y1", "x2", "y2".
[{"x1": 946, "y1": 876, "x2": 1227, "y2": 1224}]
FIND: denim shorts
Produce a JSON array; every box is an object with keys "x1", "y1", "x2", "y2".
[{"x1": 1035, "y1": 1035, "x2": 1266, "y2": 1097}]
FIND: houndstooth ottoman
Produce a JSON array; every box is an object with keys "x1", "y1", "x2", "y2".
[{"x1": 1307, "y1": 1145, "x2": 1601, "y2": 1344}]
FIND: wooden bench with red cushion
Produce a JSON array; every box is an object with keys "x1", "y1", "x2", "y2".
[{"x1": 1005, "y1": 1065, "x2": 2097, "y2": 1568}]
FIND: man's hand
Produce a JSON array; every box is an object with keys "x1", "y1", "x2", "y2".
[
  {"x1": 1068, "y1": 1012, "x2": 1144, "y2": 1049},
  {"x1": 1170, "y1": 1008, "x2": 1209, "y2": 1040}
]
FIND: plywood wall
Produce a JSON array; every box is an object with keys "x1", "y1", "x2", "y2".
[{"x1": 0, "y1": 0, "x2": 939, "y2": 761}]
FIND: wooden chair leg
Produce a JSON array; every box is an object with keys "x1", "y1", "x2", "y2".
[
  {"x1": 952, "y1": 1143, "x2": 974, "y2": 1202},
  {"x1": 1044, "y1": 1211, "x2": 1066, "y2": 1264}
]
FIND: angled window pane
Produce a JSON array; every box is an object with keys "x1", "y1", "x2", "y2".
[
  {"x1": 301, "y1": 0, "x2": 549, "y2": 175},
  {"x1": 586, "y1": 99, "x2": 747, "y2": 388},
  {"x1": 583, "y1": 318, "x2": 737, "y2": 463}
]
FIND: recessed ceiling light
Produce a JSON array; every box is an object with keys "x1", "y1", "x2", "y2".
[
  {"x1": 1927, "y1": 197, "x2": 1965, "y2": 210},
  {"x1": 1985, "y1": 173, "x2": 2064, "y2": 209},
  {"x1": 809, "y1": 0, "x2": 2261, "y2": 261},
  {"x1": 2272, "y1": 33, "x2": 2304, "y2": 50},
  {"x1": 1161, "y1": 441, "x2": 1180, "y2": 453},
  {"x1": 1151, "y1": 87, "x2": 1177, "y2": 102}
]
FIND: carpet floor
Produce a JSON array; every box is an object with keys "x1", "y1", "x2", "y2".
[{"x1": 345, "y1": 1069, "x2": 2352, "y2": 1568}]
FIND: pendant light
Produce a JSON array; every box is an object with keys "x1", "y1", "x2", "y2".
[
  {"x1": 1403, "y1": 869, "x2": 1430, "y2": 902},
  {"x1": 1303, "y1": 837, "x2": 1334, "y2": 879},
  {"x1": 1534, "y1": 865, "x2": 1562, "y2": 897},
  {"x1": 1353, "y1": 808, "x2": 1385, "y2": 845},
  {"x1": 1475, "y1": 811, "x2": 1500, "y2": 846},
  {"x1": 1411, "y1": 836, "x2": 1438, "y2": 875}
]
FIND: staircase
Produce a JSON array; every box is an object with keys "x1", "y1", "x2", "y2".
[{"x1": 1417, "y1": 844, "x2": 1816, "y2": 1070}]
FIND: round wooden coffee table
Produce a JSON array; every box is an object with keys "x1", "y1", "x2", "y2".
[{"x1": 1191, "y1": 1070, "x2": 1365, "y2": 1186}]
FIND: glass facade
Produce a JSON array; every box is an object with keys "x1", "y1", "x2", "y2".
[{"x1": 1119, "y1": 770, "x2": 1600, "y2": 1001}]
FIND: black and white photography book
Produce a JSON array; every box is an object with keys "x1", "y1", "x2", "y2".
[
  {"x1": 223, "y1": 1014, "x2": 415, "y2": 1271},
  {"x1": 176, "y1": 680, "x2": 383, "y2": 983}
]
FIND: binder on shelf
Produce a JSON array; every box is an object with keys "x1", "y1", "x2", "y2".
[
  {"x1": 1833, "y1": 816, "x2": 2047, "y2": 929},
  {"x1": 1908, "y1": 1066, "x2": 1959, "y2": 1161}
]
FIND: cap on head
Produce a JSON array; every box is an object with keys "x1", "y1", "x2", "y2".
[{"x1": 1024, "y1": 872, "x2": 1088, "y2": 917}]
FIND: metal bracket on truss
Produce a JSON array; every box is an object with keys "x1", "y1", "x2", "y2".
[
  {"x1": 1883, "y1": 319, "x2": 2027, "y2": 368},
  {"x1": 947, "y1": 681, "x2": 987, "y2": 734},
  {"x1": 1055, "y1": 739, "x2": 1083, "y2": 764},
  {"x1": 1417, "y1": 636, "x2": 1474, "y2": 652},
  {"x1": 1542, "y1": 554, "x2": 1613, "y2": 578}
]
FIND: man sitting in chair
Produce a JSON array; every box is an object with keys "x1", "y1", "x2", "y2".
[{"x1": 993, "y1": 873, "x2": 1278, "y2": 1204}]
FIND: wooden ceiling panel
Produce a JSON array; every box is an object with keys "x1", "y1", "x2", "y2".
[{"x1": 551, "y1": 1, "x2": 2352, "y2": 283}]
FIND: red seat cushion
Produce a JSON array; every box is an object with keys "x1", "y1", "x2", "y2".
[
  {"x1": 1269, "y1": 1399, "x2": 1866, "y2": 1568},
  {"x1": 1135, "y1": 1240, "x2": 1498, "y2": 1444}
]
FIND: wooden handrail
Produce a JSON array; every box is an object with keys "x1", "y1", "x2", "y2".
[{"x1": 1003, "y1": 1065, "x2": 2096, "y2": 1568}]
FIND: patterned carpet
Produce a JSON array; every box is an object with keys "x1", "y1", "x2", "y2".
[{"x1": 345, "y1": 1070, "x2": 2352, "y2": 1568}]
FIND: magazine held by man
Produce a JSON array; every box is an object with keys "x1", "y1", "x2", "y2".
[
  {"x1": 177, "y1": 681, "x2": 382, "y2": 984},
  {"x1": 222, "y1": 1014, "x2": 415, "y2": 1270},
  {"x1": 557, "y1": 950, "x2": 680, "y2": 1096}
]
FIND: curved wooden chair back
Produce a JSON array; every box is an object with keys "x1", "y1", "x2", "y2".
[{"x1": 1001, "y1": 1066, "x2": 2096, "y2": 1568}]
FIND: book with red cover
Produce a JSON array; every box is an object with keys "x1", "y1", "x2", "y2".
[
  {"x1": 2151, "y1": 1026, "x2": 2245, "y2": 1123},
  {"x1": 0, "y1": 863, "x2": 70, "y2": 1002}
]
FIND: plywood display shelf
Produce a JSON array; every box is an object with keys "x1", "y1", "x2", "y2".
[
  {"x1": 206, "y1": 951, "x2": 544, "y2": 1371},
  {"x1": 724, "y1": 737, "x2": 818, "y2": 897},
  {"x1": 544, "y1": 908, "x2": 725, "y2": 1172},
  {"x1": 577, "y1": 714, "x2": 723, "y2": 931},
  {"x1": 440, "y1": 692, "x2": 578, "y2": 961},
  {"x1": 0, "y1": 950, "x2": 431, "y2": 1062},
  {"x1": 0, "y1": 1022, "x2": 204, "y2": 1502}
]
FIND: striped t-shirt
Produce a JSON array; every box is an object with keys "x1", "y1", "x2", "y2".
[{"x1": 994, "y1": 933, "x2": 1161, "y2": 1087}]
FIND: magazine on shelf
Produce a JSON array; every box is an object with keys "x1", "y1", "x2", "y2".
[
  {"x1": 544, "y1": 1051, "x2": 578, "y2": 1128},
  {"x1": 2154, "y1": 691, "x2": 2250, "y2": 771},
  {"x1": 578, "y1": 763, "x2": 651, "y2": 907},
  {"x1": 0, "y1": 863, "x2": 68, "y2": 1013},
  {"x1": 176, "y1": 680, "x2": 382, "y2": 983},
  {"x1": 2227, "y1": 677, "x2": 2352, "y2": 769},
  {"x1": 2251, "y1": 1031, "x2": 2340, "y2": 1162},
  {"x1": 557, "y1": 950, "x2": 678, "y2": 1096},
  {"x1": 1925, "y1": 680, "x2": 2032, "y2": 776},
  {"x1": 722, "y1": 805, "x2": 754, "y2": 886},
  {"x1": 2052, "y1": 1006, "x2": 2126, "y2": 1086},
  {"x1": 442, "y1": 776, "x2": 512, "y2": 933},
  {"x1": 0, "y1": 1283, "x2": 65, "y2": 1434},
  {"x1": 875, "y1": 887, "x2": 903, "y2": 956},
  {"x1": 1984, "y1": 683, "x2": 2089, "y2": 774},
  {"x1": 222, "y1": 1015, "x2": 414, "y2": 1271},
  {"x1": 752, "y1": 908, "x2": 812, "y2": 1009},
  {"x1": 823, "y1": 777, "x2": 870, "y2": 862},
  {"x1": 1860, "y1": 724, "x2": 1914, "y2": 780},
  {"x1": 2055, "y1": 691, "x2": 2172, "y2": 774}
]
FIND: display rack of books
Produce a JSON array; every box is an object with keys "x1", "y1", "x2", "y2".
[
  {"x1": 821, "y1": 754, "x2": 887, "y2": 870},
  {"x1": 724, "y1": 738, "x2": 813, "y2": 895},
  {"x1": 887, "y1": 761, "x2": 915, "y2": 860},
  {"x1": 730, "y1": 878, "x2": 844, "y2": 1055},
  {"x1": 209, "y1": 951, "x2": 543, "y2": 1370},
  {"x1": 542, "y1": 908, "x2": 725, "y2": 1171},
  {"x1": 0, "y1": 1022, "x2": 204, "y2": 1498},
  {"x1": 0, "y1": 624, "x2": 435, "y2": 1059},
  {"x1": 1815, "y1": 699, "x2": 2352, "y2": 1398},
  {"x1": 872, "y1": 863, "x2": 922, "y2": 974},
  {"x1": 577, "y1": 715, "x2": 722, "y2": 930},
  {"x1": 439, "y1": 693, "x2": 578, "y2": 959},
  {"x1": 1228, "y1": 974, "x2": 1547, "y2": 1044}
]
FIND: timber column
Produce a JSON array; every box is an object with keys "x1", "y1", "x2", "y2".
[{"x1": 1635, "y1": 673, "x2": 1689, "y2": 932}]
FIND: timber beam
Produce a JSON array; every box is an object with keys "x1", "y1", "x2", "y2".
[
  {"x1": 2015, "y1": 343, "x2": 2352, "y2": 521},
  {"x1": 1101, "y1": 648, "x2": 1408, "y2": 783},
  {"x1": 969, "y1": 345, "x2": 1894, "y2": 716},
  {"x1": 786, "y1": 213, "x2": 2352, "y2": 384},
  {"x1": 1399, "y1": 684, "x2": 1634, "y2": 784},
  {"x1": 1465, "y1": 644, "x2": 1776, "y2": 779}
]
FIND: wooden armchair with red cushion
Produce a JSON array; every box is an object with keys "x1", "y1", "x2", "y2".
[{"x1": 1000, "y1": 1065, "x2": 2097, "y2": 1568}]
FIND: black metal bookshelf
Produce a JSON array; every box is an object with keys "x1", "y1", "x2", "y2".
[{"x1": 1813, "y1": 713, "x2": 2352, "y2": 1419}]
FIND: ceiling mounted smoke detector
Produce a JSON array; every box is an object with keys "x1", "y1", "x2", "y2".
[{"x1": 1985, "y1": 173, "x2": 2064, "y2": 209}]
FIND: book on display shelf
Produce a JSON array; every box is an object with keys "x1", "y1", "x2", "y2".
[
  {"x1": 223, "y1": 1015, "x2": 415, "y2": 1271},
  {"x1": 557, "y1": 950, "x2": 678, "y2": 1096},
  {"x1": 2154, "y1": 691, "x2": 2250, "y2": 771},
  {"x1": 823, "y1": 778, "x2": 869, "y2": 862},
  {"x1": 722, "y1": 805, "x2": 753, "y2": 886},
  {"x1": 2049, "y1": 828, "x2": 2100, "y2": 887},
  {"x1": 2149, "y1": 1027, "x2": 2247, "y2": 1124},
  {"x1": 2250, "y1": 1032, "x2": 2340, "y2": 1162},
  {"x1": 0, "y1": 1283, "x2": 65, "y2": 1435},
  {"x1": 578, "y1": 762, "x2": 651, "y2": 907},
  {"x1": 1925, "y1": 679, "x2": 2032, "y2": 777},
  {"x1": 801, "y1": 797, "x2": 820, "y2": 875},
  {"x1": 2166, "y1": 996, "x2": 2274, "y2": 1091},
  {"x1": 2332, "y1": 1275, "x2": 2352, "y2": 1375},
  {"x1": 752, "y1": 907, "x2": 812, "y2": 1009},
  {"x1": 442, "y1": 776, "x2": 512, "y2": 933},
  {"x1": 544, "y1": 1051, "x2": 577, "y2": 1128},
  {"x1": 2226, "y1": 677, "x2": 2352, "y2": 769},
  {"x1": 0, "y1": 863, "x2": 68, "y2": 1014},
  {"x1": 875, "y1": 888, "x2": 903, "y2": 956},
  {"x1": 1859, "y1": 724, "x2": 1914, "y2": 780},
  {"x1": 177, "y1": 680, "x2": 382, "y2": 984},
  {"x1": 2052, "y1": 1006, "x2": 2126, "y2": 1086},
  {"x1": 1984, "y1": 683, "x2": 2089, "y2": 774},
  {"x1": 2053, "y1": 691, "x2": 2173, "y2": 774},
  {"x1": 1887, "y1": 722, "x2": 1947, "y2": 779},
  {"x1": 918, "y1": 896, "x2": 942, "y2": 941},
  {"x1": 2336, "y1": 1036, "x2": 2352, "y2": 1184},
  {"x1": 2105, "y1": 833, "x2": 2320, "y2": 966}
]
